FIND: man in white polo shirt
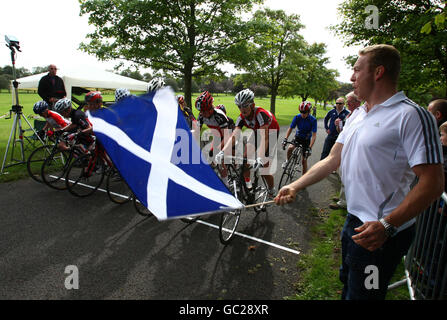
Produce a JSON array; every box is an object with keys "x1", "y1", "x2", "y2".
[{"x1": 274, "y1": 44, "x2": 443, "y2": 300}]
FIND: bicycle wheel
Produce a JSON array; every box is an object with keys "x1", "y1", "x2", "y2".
[
  {"x1": 253, "y1": 173, "x2": 269, "y2": 214},
  {"x1": 106, "y1": 167, "x2": 133, "y2": 204},
  {"x1": 27, "y1": 145, "x2": 54, "y2": 183},
  {"x1": 66, "y1": 154, "x2": 105, "y2": 197},
  {"x1": 278, "y1": 149, "x2": 301, "y2": 189},
  {"x1": 41, "y1": 149, "x2": 72, "y2": 190},
  {"x1": 219, "y1": 165, "x2": 242, "y2": 244},
  {"x1": 133, "y1": 195, "x2": 154, "y2": 218}
]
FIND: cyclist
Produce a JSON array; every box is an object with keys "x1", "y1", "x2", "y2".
[
  {"x1": 282, "y1": 101, "x2": 317, "y2": 175},
  {"x1": 215, "y1": 104, "x2": 236, "y2": 129},
  {"x1": 115, "y1": 88, "x2": 131, "y2": 103},
  {"x1": 33, "y1": 100, "x2": 71, "y2": 150},
  {"x1": 147, "y1": 77, "x2": 165, "y2": 93},
  {"x1": 54, "y1": 98, "x2": 94, "y2": 152},
  {"x1": 195, "y1": 91, "x2": 233, "y2": 185},
  {"x1": 33, "y1": 100, "x2": 70, "y2": 134},
  {"x1": 216, "y1": 88, "x2": 279, "y2": 196},
  {"x1": 84, "y1": 91, "x2": 103, "y2": 112},
  {"x1": 177, "y1": 94, "x2": 199, "y2": 133}
]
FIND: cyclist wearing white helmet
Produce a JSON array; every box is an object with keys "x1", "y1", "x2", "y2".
[
  {"x1": 55, "y1": 98, "x2": 94, "y2": 150},
  {"x1": 115, "y1": 88, "x2": 131, "y2": 103},
  {"x1": 147, "y1": 77, "x2": 165, "y2": 93},
  {"x1": 33, "y1": 100, "x2": 70, "y2": 134},
  {"x1": 282, "y1": 101, "x2": 317, "y2": 175},
  {"x1": 216, "y1": 88, "x2": 279, "y2": 196}
]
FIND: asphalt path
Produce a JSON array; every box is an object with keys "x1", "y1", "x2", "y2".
[{"x1": 0, "y1": 119, "x2": 341, "y2": 299}]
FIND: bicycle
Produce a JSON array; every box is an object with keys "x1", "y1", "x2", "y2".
[
  {"x1": 26, "y1": 131, "x2": 60, "y2": 183},
  {"x1": 106, "y1": 166, "x2": 133, "y2": 204},
  {"x1": 40, "y1": 133, "x2": 84, "y2": 190},
  {"x1": 65, "y1": 141, "x2": 110, "y2": 197},
  {"x1": 133, "y1": 195, "x2": 155, "y2": 218},
  {"x1": 278, "y1": 140, "x2": 304, "y2": 190},
  {"x1": 218, "y1": 155, "x2": 271, "y2": 245}
]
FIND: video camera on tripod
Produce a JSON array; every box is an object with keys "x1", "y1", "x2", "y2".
[
  {"x1": 1, "y1": 35, "x2": 46, "y2": 174},
  {"x1": 5, "y1": 35, "x2": 21, "y2": 52}
]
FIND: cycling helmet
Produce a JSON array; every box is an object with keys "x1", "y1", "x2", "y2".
[
  {"x1": 53, "y1": 98, "x2": 72, "y2": 113},
  {"x1": 215, "y1": 104, "x2": 227, "y2": 114},
  {"x1": 195, "y1": 91, "x2": 214, "y2": 112},
  {"x1": 177, "y1": 95, "x2": 185, "y2": 105},
  {"x1": 234, "y1": 89, "x2": 254, "y2": 107},
  {"x1": 299, "y1": 101, "x2": 312, "y2": 113},
  {"x1": 85, "y1": 91, "x2": 103, "y2": 103},
  {"x1": 147, "y1": 77, "x2": 165, "y2": 93},
  {"x1": 115, "y1": 88, "x2": 130, "y2": 102},
  {"x1": 33, "y1": 101, "x2": 49, "y2": 114}
]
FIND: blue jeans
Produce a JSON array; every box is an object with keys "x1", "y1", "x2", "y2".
[{"x1": 339, "y1": 214, "x2": 415, "y2": 300}]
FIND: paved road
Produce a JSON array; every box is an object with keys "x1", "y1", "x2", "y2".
[{"x1": 0, "y1": 120, "x2": 341, "y2": 299}]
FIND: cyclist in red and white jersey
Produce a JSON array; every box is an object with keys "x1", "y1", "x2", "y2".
[
  {"x1": 195, "y1": 91, "x2": 233, "y2": 186},
  {"x1": 216, "y1": 89, "x2": 279, "y2": 196},
  {"x1": 33, "y1": 100, "x2": 71, "y2": 150}
]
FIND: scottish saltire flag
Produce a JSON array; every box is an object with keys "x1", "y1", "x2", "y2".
[{"x1": 86, "y1": 87, "x2": 243, "y2": 221}]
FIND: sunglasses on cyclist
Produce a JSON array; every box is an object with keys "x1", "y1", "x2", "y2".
[{"x1": 238, "y1": 102, "x2": 252, "y2": 109}]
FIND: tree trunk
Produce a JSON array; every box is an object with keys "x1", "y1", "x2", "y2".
[
  {"x1": 270, "y1": 87, "x2": 277, "y2": 116},
  {"x1": 184, "y1": 64, "x2": 193, "y2": 109}
]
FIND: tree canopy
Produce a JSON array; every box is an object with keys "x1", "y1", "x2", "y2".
[
  {"x1": 79, "y1": 0, "x2": 262, "y2": 107},
  {"x1": 332, "y1": 0, "x2": 447, "y2": 103}
]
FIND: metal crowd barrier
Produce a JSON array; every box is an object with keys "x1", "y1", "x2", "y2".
[{"x1": 393, "y1": 192, "x2": 447, "y2": 300}]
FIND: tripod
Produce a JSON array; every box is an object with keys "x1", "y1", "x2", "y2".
[{"x1": 1, "y1": 41, "x2": 45, "y2": 174}]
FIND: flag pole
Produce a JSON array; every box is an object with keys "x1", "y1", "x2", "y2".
[{"x1": 244, "y1": 201, "x2": 275, "y2": 209}]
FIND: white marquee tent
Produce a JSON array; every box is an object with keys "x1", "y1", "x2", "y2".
[{"x1": 12, "y1": 66, "x2": 148, "y2": 101}]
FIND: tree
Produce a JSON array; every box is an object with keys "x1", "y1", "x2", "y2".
[
  {"x1": 232, "y1": 8, "x2": 304, "y2": 115},
  {"x1": 280, "y1": 43, "x2": 339, "y2": 103},
  {"x1": 79, "y1": 0, "x2": 261, "y2": 108},
  {"x1": 332, "y1": 0, "x2": 447, "y2": 101}
]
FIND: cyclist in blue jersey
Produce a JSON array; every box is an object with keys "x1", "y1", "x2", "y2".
[{"x1": 282, "y1": 101, "x2": 317, "y2": 175}]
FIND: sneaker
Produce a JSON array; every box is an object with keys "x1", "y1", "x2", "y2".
[
  {"x1": 329, "y1": 203, "x2": 341, "y2": 210},
  {"x1": 282, "y1": 161, "x2": 288, "y2": 169},
  {"x1": 336, "y1": 200, "x2": 347, "y2": 209},
  {"x1": 268, "y1": 187, "x2": 276, "y2": 198}
]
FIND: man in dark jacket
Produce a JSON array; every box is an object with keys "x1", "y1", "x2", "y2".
[{"x1": 38, "y1": 64, "x2": 66, "y2": 106}]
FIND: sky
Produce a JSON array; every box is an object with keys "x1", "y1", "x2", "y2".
[{"x1": 0, "y1": 0, "x2": 360, "y2": 83}]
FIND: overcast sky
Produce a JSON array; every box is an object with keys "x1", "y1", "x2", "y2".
[{"x1": 0, "y1": 0, "x2": 359, "y2": 83}]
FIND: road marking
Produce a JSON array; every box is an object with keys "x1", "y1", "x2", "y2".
[
  {"x1": 55, "y1": 175, "x2": 300, "y2": 255},
  {"x1": 195, "y1": 219, "x2": 300, "y2": 255}
]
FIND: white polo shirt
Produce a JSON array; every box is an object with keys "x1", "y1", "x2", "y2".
[{"x1": 337, "y1": 92, "x2": 442, "y2": 231}]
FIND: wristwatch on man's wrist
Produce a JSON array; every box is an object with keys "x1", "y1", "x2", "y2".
[{"x1": 379, "y1": 218, "x2": 397, "y2": 237}]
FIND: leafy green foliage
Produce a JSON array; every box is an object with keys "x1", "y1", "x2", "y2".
[
  {"x1": 332, "y1": 0, "x2": 447, "y2": 103},
  {"x1": 79, "y1": 0, "x2": 262, "y2": 107}
]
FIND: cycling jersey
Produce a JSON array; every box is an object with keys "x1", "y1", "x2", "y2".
[
  {"x1": 69, "y1": 109, "x2": 94, "y2": 145},
  {"x1": 46, "y1": 110, "x2": 70, "y2": 129},
  {"x1": 69, "y1": 109, "x2": 92, "y2": 130},
  {"x1": 236, "y1": 107, "x2": 279, "y2": 132},
  {"x1": 290, "y1": 114, "x2": 317, "y2": 140},
  {"x1": 198, "y1": 108, "x2": 233, "y2": 137}
]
